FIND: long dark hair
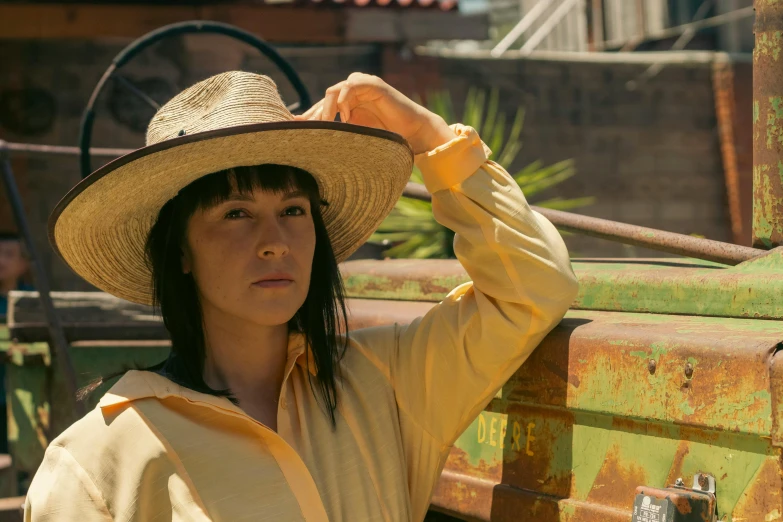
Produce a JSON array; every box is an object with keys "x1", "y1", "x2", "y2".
[{"x1": 83, "y1": 164, "x2": 349, "y2": 426}]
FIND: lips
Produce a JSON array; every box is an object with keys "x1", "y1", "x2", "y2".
[{"x1": 253, "y1": 272, "x2": 294, "y2": 288}]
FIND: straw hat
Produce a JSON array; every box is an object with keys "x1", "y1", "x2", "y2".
[{"x1": 49, "y1": 71, "x2": 413, "y2": 305}]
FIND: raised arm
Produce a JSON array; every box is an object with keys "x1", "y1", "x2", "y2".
[
  {"x1": 302, "y1": 75, "x2": 578, "y2": 517},
  {"x1": 391, "y1": 122, "x2": 578, "y2": 445}
]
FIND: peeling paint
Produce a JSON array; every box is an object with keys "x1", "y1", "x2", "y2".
[
  {"x1": 767, "y1": 96, "x2": 783, "y2": 150},
  {"x1": 756, "y1": 31, "x2": 782, "y2": 62}
]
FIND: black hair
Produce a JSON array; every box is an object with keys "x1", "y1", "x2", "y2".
[
  {"x1": 82, "y1": 164, "x2": 349, "y2": 426},
  {"x1": 0, "y1": 232, "x2": 21, "y2": 242}
]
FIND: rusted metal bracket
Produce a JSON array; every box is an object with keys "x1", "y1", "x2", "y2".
[
  {"x1": 403, "y1": 182, "x2": 765, "y2": 266},
  {"x1": 634, "y1": 474, "x2": 718, "y2": 521}
]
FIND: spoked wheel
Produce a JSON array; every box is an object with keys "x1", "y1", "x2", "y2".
[{"x1": 79, "y1": 20, "x2": 312, "y2": 179}]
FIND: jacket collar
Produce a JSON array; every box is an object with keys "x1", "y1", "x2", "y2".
[{"x1": 98, "y1": 332, "x2": 315, "y2": 410}]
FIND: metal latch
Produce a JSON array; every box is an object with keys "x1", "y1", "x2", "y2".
[{"x1": 632, "y1": 473, "x2": 717, "y2": 522}]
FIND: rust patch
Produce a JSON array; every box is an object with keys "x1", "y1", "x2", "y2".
[
  {"x1": 587, "y1": 445, "x2": 648, "y2": 510},
  {"x1": 663, "y1": 441, "x2": 691, "y2": 487},
  {"x1": 344, "y1": 298, "x2": 433, "y2": 331},
  {"x1": 499, "y1": 405, "x2": 575, "y2": 499},
  {"x1": 490, "y1": 485, "x2": 633, "y2": 522},
  {"x1": 442, "y1": 445, "x2": 502, "y2": 482},
  {"x1": 432, "y1": 445, "x2": 501, "y2": 521},
  {"x1": 671, "y1": 494, "x2": 694, "y2": 514},
  {"x1": 730, "y1": 455, "x2": 783, "y2": 521}
]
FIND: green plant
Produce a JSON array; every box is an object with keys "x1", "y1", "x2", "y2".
[{"x1": 370, "y1": 88, "x2": 594, "y2": 259}]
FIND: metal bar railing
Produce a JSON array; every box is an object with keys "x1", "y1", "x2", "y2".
[
  {"x1": 403, "y1": 182, "x2": 765, "y2": 266},
  {"x1": 0, "y1": 144, "x2": 84, "y2": 418},
  {"x1": 0, "y1": 139, "x2": 769, "y2": 266},
  {"x1": 594, "y1": 6, "x2": 755, "y2": 52}
]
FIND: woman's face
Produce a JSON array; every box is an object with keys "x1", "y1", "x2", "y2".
[{"x1": 183, "y1": 186, "x2": 316, "y2": 327}]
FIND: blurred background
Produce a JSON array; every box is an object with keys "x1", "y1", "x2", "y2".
[{"x1": 0, "y1": 0, "x2": 756, "y2": 291}]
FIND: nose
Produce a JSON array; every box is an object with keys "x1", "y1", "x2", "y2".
[
  {"x1": 256, "y1": 221, "x2": 290, "y2": 258},
  {"x1": 260, "y1": 242, "x2": 289, "y2": 258}
]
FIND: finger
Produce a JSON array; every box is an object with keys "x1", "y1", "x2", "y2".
[
  {"x1": 320, "y1": 90, "x2": 339, "y2": 122},
  {"x1": 312, "y1": 105, "x2": 324, "y2": 121},
  {"x1": 299, "y1": 99, "x2": 324, "y2": 120},
  {"x1": 336, "y1": 84, "x2": 357, "y2": 123}
]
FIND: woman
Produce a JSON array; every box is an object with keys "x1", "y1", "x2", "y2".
[{"x1": 25, "y1": 71, "x2": 577, "y2": 521}]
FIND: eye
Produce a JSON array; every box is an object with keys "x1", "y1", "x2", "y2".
[
  {"x1": 224, "y1": 208, "x2": 250, "y2": 220},
  {"x1": 283, "y1": 205, "x2": 307, "y2": 217}
]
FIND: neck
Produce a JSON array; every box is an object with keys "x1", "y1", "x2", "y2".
[{"x1": 201, "y1": 303, "x2": 289, "y2": 402}]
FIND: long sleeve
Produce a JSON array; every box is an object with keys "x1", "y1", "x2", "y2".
[
  {"x1": 391, "y1": 123, "x2": 578, "y2": 447},
  {"x1": 24, "y1": 445, "x2": 113, "y2": 522}
]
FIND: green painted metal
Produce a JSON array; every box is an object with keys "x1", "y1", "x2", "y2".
[
  {"x1": 341, "y1": 251, "x2": 783, "y2": 319},
  {"x1": 1, "y1": 338, "x2": 169, "y2": 480},
  {"x1": 432, "y1": 309, "x2": 783, "y2": 521}
]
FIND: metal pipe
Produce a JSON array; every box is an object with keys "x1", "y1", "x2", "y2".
[
  {"x1": 403, "y1": 182, "x2": 764, "y2": 265},
  {"x1": 4, "y1": 141, "x2": 132, "y2": 158},
  {"x1": 491, "y1": 0, "x2": 556, "y2": 57},
  {"x1": 594, "y1": 6, "x2": 754, "y2": 51},
  {"x1": 0, "y1": 142, "x2": 768, "y2": 265},
  {"x1": 752, "y1": 0, "x2": 783, "y2": 248},
  {"x1": 712, "y1": 56, "x2": 744, "y2": 244},
  {"x1": 0, "y1": 145, "x2": 84, "y2": 418}
]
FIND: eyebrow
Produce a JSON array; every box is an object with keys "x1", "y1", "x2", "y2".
[{"x1": 223, "y1": 190, "x2": 309, "y2": 203}]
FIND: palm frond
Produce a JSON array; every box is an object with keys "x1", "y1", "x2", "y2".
[
  {"x1": 534, "y1": 196, "x2": 596, "y2": 211},
  {"x1": 376, "y1": 87, "x2": 592, "y2": 259}
]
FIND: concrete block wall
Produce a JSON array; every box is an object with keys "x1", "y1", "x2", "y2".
[
  {"x1": 401, "y1": 51, "x2": 736, "y2": 258},
  {"x1": 1, "y1": 37, "x2": 745, "y2": 289},
  {"x1": 0, "y1": 37, "x2": 380, "y2": 290}
]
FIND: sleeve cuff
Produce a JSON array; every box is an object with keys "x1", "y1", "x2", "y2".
[{"x1": 414, "y1": 124, "x2": 492, "y2": 194}]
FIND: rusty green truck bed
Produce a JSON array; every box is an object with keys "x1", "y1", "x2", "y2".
[{"x1": 4, "y1": 253, "x2": 783, "y2": 521}]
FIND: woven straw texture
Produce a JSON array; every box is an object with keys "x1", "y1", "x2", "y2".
[{"x1": 50, "y1": 71, "x2": 413, "y2": 305}]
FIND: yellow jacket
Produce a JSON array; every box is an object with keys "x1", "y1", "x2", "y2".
[{"x1": 24, "y1": 125, "x2": 578, "y2": 521}]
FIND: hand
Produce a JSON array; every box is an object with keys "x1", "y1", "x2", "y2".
[{"x1": 294, "y1": 73, "x2": 454, "y2": 155}]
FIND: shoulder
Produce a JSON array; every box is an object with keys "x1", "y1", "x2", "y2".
[
  {"x1": 29, "y1": 394, "x2": 184, "y2": 518},
  {"x1": 46, "y1": 397, "x2": 166, "y2": 474},
  {"x1": 339, "y1": 323, "x2": 416, "y2": 387}
]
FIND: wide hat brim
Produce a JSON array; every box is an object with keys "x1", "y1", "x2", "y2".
[{"x1": 49, "y1": 121, "x2": 413, "y2": 305}]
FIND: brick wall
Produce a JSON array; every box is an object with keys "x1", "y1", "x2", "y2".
[
  {"x1": 0, "y1": 37, "x2": 381, "y2": 290},
  {"x1": 401, "y1": 50, "x2": 745, "y2": 258}
]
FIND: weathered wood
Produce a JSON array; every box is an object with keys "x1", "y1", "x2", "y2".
[
  {"x1": 0, "y1": 4, "x2": 345, "y2": 42},
  {"x1": 8, "y1": 291, "x2": 432, "y2": 343},
  {"x1": 0, "y1": 4, "x2": 484, "y2": 42},
  {"x1": 8, "y1": 291, "x2": 167, "y2": 343},
  {"x1": 0, "y1": 496, "x2": 24, "y2": 522}
]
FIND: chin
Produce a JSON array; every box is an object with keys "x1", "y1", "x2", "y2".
[{"x1": 243, "y1": 302, "x2": 301, "y2": 327}]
